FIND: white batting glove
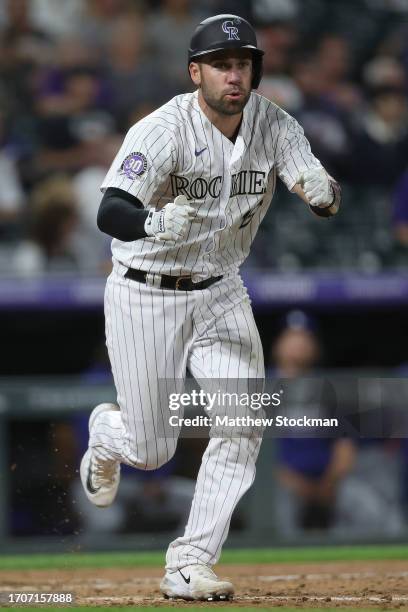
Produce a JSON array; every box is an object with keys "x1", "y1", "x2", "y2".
[
  {"x1": 144, "y1": 195, "x2": 196, "y2": 241},
  {"x1": 299, "y1": 168, "x2": 334, "y2": 208}
]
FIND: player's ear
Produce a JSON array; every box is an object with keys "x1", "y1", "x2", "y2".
[{"x1": 189, "y1": 62, "x2": 201, "y2": 87}]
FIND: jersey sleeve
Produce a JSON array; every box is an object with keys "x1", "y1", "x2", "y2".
[
  {"x1": 274, "y1": 111, "x2": 322, "y2": 191},
  {"x1": 100, "y1": 121, "x2": 177, "y2": 206}
]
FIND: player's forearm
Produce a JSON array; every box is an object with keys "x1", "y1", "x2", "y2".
[{"x1": 97, "y1": 187, "x2": 149, "y2": 241}]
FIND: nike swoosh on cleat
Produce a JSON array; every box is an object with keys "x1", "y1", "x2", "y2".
[
  {"x1": 195, "y1": 147, "x2": 207, "y2": 157},
  {"x1": 178, "y1": 569, "x2": 191, "y2": 584}
]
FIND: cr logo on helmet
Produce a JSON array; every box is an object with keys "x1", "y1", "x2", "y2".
[{"x1": 222, "y1": 20, "x2": 240, "y2": 40}]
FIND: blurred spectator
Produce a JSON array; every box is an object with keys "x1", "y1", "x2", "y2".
[
  {"x1": 29, "y1": 0, "x2": 85, "y2": 39},
  {"x1": 0, "y1": 0, "x2": 84, "y2": 38},
  {"x1": 38, "y1": 35, "x2": 100, "y2": 92},
  {"x1": 11, "y1": 175, "x2": 99, "y2": 275},
  {"x1": 290, "y1": 55, "x2": 352, "y2": 178},
  {"x1": 0, "y1": 0, "x2": 52, "y2": 121},
  {"x1": 271, "y1": 311, "x2": 405, "y2": 537},
  {"x1": 253, "y1": 0, "x2": 299, "y2": 25},
  {"x1": 258, "y1": 19, "x2": 298, "y2": 76},
  {"x1": 259, "y1": 32, "x2": 356, "y2": 176},
  {"x1": 271, "y1": 312, "x2": 357, "y2": 534},
  {"x1": 393, "y1": 169, "x2": 408, "y2": 248},
  {"x1": 72, "y1": 133, "x2": 122, "y2": 272},
  {"x1": 400, "y1": 438, "x2": 408, "y2": 520},
  {"x1": 347, "y1": 57, "x2": 408, "y2": 186},
  {"x1": 147, "y1": 0, "x2": 202, "y2": 90},
  {"x1": 313, "y1": 34, "x2": 361, "y2": 112},
  {"x1": 293, "y1": 35, "x2": 359, "y2": 178},
  {"x1": 0, "y1": 152, "x2": 25, "y2": 237},
  {"x1": 393, "y1": 363, "x2": 408, "y2": 520},
  {"x1": 104, "y1": 14, "x2": 167, "y2": 128},
  {"x1": 34, "y1": 56, "x2": 113, "y2": 176},
  {"x1": 365, "y1": 0, "x2": 408, "y2": 12},
  {"x1": 203, "y1": 0, "x2": 251, "y2": 21},
  {"x1": 258, "y1": 74, "x2": 302, "y2": 114},
  {"x1": 346, "y1": 438, "x2": 405, "y2": 537},
  {"x1": 79, "y1": 0, "x2": 141, "y2": 54},
  {"x1": 0, "y1": 106, "x2": 25, "y2": 238},
  {"x1": 257, "y1": 18, "x2": 300, "y2": 113}
]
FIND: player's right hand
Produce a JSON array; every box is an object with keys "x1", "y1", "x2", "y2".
[
  {"x1": 298, "y1": 168, "x2": 333, "y2": 208},
  {"x1": 144, "y1": 195, "x2": 196, "y2": 241}
]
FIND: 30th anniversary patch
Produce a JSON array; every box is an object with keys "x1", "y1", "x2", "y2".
[{"x1": 119, "y1": 152, "x2": 147, "y2": 180}]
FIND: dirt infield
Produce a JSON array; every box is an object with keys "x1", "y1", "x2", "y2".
[{"x1": 1, "y1": 560, "x2": 408, "y2": 608}]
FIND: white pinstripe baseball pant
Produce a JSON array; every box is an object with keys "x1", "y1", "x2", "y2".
[{"x1": 90, "y1": 261, "x2": 264, "y2": 570}]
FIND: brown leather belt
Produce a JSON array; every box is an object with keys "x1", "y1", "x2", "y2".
[{"x1": 124, "y1": 267, "x2": 223, "y2": 291}]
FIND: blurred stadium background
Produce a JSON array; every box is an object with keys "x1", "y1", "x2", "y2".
[{"x1": 0, "y1": 0, "x2": 408, "y2": 557}]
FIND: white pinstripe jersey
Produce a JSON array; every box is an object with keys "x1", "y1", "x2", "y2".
[{"x1": 101, "y1": 90, "x2": 322, "y2": 280}]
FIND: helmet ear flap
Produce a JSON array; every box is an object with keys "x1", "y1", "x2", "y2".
[{"x1": 251, "y1": 53, "x2": 263, "y2": 89}]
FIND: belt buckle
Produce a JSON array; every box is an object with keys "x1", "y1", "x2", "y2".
[{"x1": 175, "y1": 275, "x2": 192, "y2": 290}]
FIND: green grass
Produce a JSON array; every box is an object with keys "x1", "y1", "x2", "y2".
[{"x1": 0, "y1": 544, "x2": 408, "y2": 571}]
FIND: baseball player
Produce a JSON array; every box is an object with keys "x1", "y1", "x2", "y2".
[{"x1": 80, "y1": 14, "x2": 341, "y2": 601}]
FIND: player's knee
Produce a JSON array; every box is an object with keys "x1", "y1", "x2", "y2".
[
  {"x1": 125, "y1": 442, "x2": 176, "y2": 471},
  {"x1": 142, "y1": 456, "x2": 170, "y2": 470},
  {"x1": 139, "y1": 449, "x2": 175, "y2": 471}
]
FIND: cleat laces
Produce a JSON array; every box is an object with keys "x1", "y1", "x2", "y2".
[{"x1": 91, "y1": 457, "x2": 117, "y2": 489}]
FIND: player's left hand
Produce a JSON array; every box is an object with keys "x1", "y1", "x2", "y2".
[{"x1": 298, "y1": 168, "x2": 334, "y2": 208}]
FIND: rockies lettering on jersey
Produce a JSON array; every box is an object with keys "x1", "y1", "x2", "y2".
[
  {"x1": 101, "y1": 91, "x2": 322, "y2": 279},
  {"x1": 170, "y1": 170, "x2": 267, "y2": 200}
]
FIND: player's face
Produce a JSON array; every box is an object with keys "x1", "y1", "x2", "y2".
[{"x1": 192, "y1": 49, "x2": 252, "y2": 116}]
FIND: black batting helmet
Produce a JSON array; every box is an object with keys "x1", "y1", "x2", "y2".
[{"x1": 188, "y1": 14, "x2": 264, "y2": 89}]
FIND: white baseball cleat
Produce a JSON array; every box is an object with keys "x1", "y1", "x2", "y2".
[
  {"x1": 160, "y1": 564, "x2": 234, "y2": 601},
  {"x1": 80, "y1": 403, "x2": 121, "y2": 508}
]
